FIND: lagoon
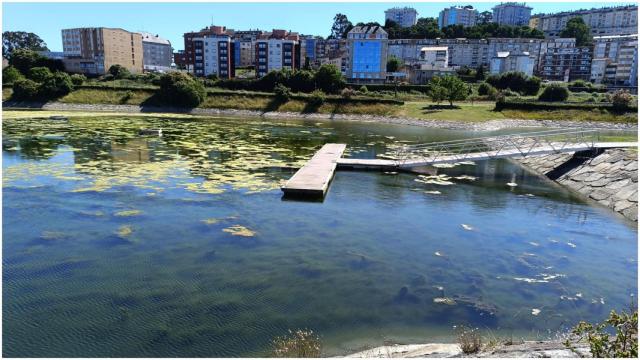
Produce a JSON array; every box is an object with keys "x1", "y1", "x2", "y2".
[{"x1": 2, "y1": 114, "x2": 637, "y2": 356}]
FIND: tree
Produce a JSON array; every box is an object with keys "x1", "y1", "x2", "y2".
[
  {"x1": 8, "y1": 49, "x2": 64, "y2": 74},
  {"x1": 70, "y1": 74, "x2": 86, "y2": 86},
  {"x1": 429, "y1": 75, "x2": 468, "y2": 106},
  {"x1": 2, "y1": 31, "x2": 48, "y2": 59},
  {"x1": 478, "y1": 82, "x2": 496, "y2": 96},
  {"x1": 538, "y1": 84, "x2": 569, "y2": 102},
  {"x1": 478, "y1": 11, "x2": 493, "y2": 24},
  {"x1": 12, "y1": 78, "x2": 40, "y2": 100},
  {"x1": 108, "y1": 64, "x2": 131, "y2": 79},
  {"x1": 560, "y1": 17, "x2": 592, "y2": 47},
  {"x1": 288, "y1": 70, "x2": 315, "y2": 93},
  {"x1": 610, "y1": 90, "x2": 634, "y2": 110},
  {"x1": 475, "y1": 65, "x2": 486, "y2": 81},
  {"x1": 2, "y1": 65, "x2": 23, "y2": 83},
  {"x1": 314, "y1": 64, "x2": 345, "y2": 93},
  {"x1": 523, "y1": 76, "x2": 541, "y2": 96},
  {"x1": 158, "y1": 71, "x2": 206, "y2": 108},
  {"x1": 386, "y1": 56, "x2": 402, "y2": 73},
  {"x1": 9, "y1": 49, "x2": 43, "y2": 74},
  {"x1": 39, "y1": 71, "x2": 74, "y2": 98},
  {"x1": 27, "y1": 66, "x2": 53, "y2": 82},
  {"x1": 329, "y1": 13, "x2": 353, "y2": 39}
]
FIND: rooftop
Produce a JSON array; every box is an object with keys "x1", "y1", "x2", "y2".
[
  {"x1": 140, "y1": 32, "x2": 171, "y2": 45},
  {"x1": 348, "y1": 25, "x2": 388, "y2": 35}
]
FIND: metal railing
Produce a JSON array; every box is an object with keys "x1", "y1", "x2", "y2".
[{"x1": 392, "y1": 128, "x2": 601, "y2": 167}]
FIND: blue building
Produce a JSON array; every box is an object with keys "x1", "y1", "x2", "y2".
[
  {"x1": 492, "y1": 2, "x2": 532, "y2": 26},
  {"x1": 346, "y1": 25, "x2": 388, "y2": 84}
]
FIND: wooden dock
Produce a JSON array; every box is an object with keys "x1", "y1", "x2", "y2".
[{"x1": 281, "y1": 143, "x2": 346, "y2": 198}]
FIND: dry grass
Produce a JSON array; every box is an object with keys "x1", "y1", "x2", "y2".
[
  {"x1": 456, "y1": 326, "x2": 482, "y2": 354},
  {"x1": 60, "y1": 88, "x2": 154, "y2": 105},
  {"x1": 271, "y1": 329, "x2": 321, "y2": 358},
  {"x1": 501, "y1": 108, "x2": 638, "y2": 123},
  {"x1": 3, "y1": 87, "x2": 13, "y2": 101}
]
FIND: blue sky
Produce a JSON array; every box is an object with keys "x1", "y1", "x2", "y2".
[{"x1": 2, "y1": 2, "x2": 634, "y2": 52}]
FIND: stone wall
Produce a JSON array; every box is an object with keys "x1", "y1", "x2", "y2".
[{"x1": 516, "y1": 148, "x2": 638, "y2": 222}]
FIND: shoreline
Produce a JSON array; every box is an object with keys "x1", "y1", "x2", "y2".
[{"x1": 3, "y1": 101, "x2": 638, "y2": 132}]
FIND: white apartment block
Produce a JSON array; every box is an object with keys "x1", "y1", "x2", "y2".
[
  {"x1": 531, "y1": 5, "x2": 638, "y2": 38},
  {"x1": 192, "y1": 35, "x2": 233, "y2": 78},
  {"x1": 591, "y1": 34, "x2": 638, "y2": 85},
  {"x1": 490, "y1": 50, "x2": 535, "y2": 76},
  {"x1": 385, "y1": 7, "x2": 418, "y2": 28},
  {"x1": 438, "y1": 6, "x2": 478, "y2": 28},
  {"x1": 419, "y1": 47, "x2": 449, "y2": 69},
  {"x1": 255, "y1": 39, "x2": 299, "y2": 77},
  {"x1": 141, "y1": 32, "x2": 173, "y2": 72},
  {"x1": 492, "y1": 2, "x2": 532, "y2": 26}
]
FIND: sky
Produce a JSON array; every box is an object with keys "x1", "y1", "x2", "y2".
[{"x1": 2, "y1": 1, "x2": 634, "y2": 52}]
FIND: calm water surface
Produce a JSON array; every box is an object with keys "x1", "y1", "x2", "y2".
[{"x1": 3, "y1": 114, "x2": 637, "y2": 357}]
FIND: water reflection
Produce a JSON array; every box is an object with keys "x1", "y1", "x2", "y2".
[{"x1": 3, "y1": 115, "x2": 637, "y2": 357}]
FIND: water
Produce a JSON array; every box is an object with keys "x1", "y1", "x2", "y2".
[{"x1": 3, "y1": 114, "x2": 637, "y2": 357}]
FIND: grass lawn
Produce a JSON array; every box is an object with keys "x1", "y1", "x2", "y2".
[
  {"x1": 59, "y1": 88, "x2": 154, "y2": 105},
  {"x1": 395, "y1": 101, "x2": 505, "y2": 122}
]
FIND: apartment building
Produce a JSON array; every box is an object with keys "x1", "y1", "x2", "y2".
[
  {"x1": 492, "y1": 2, "x2": 532, "y2": 26},
  {"x1": 388, "y1": 38, "x2": 489, "y2": 68},
  {"x1": 591, "y1": 34, "x2": 638, "y2": 85},
  {"x1": 173, "y1": 50, "x2": 186, "y2": 69},
  {"x1": 255, "y1": 30, "x2": 300, "y2": 77},
  {"x1": 419, "y1": 47, "x2": 449, "y2": 68},
  {"x1": 438, "y1": 5, "x2": 478, "y2": 28},
  {"x1": 490, "y1": 50, "x2": 535, "y2": 76},
  {"x1": 488, "y1": 38, "x2": 545, "y2": 67},
  {"x1": 346, "y1": 25, "x2": 388, "y2": 84},
  {"x1": 538, "y1": 38, "x2": 592, "y2": 81},
  {"x1": 141, "y1": 32, "x2": 172, "y2": 72},
  {"x1": 530, "y1": 5, "x2": 638, "y2": 38},
  {"x1": 231, "y1": 30, "x2": 263, "y2": 67},
  {"x1": 385, "y1": 7, "x2": 418, "y2": 28},
  {"x1": 61, "y1": 27, "x2": 143, "y2": 75},
  {"x1": 314, "y1": 38, "x2": 347, "y2": 73},
  {"x1": 192, "y1": 34, "x2": 235, "y2": 78},
  {"x1": 183, "y1": 25, "x2": 228, "y2": 73}
]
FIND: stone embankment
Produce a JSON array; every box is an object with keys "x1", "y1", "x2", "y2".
[
  {"x1": 347, "y1": 340, "x2": 591, "y2": 358},
  {"x1": 516, "y1": 148, "x2": 638, "y2": 221},
  {"x1": 4, "y1": 101, "x2": 638, "y2": 131}
]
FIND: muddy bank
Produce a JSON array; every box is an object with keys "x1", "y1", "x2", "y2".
[
  {"x1": 3, "y1": 101, "x2": 637, "y2": 131},
  {"x1": 516, "y1": 148, "x2": 638, "y2": 221},
  {"x1": 346, "y1": 340, "x2": 591, "y2": 358}
]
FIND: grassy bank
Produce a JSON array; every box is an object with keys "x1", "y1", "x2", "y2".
[{"x1": 4, "y1": 86, "x2": 638, "y2": 123}]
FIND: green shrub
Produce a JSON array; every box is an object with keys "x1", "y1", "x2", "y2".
[
  {"x1": 9, "y1": 49, "x2": 65, "y2": 74},
  {"x1": 100, "y1": 74, "x2": 115, "y2": 82},
  {"x1": 477, "y1": 82, "x2": 495, "y2": 96},
  {"x1": 538, "y1": 84, "x2": 569, "y2": 102},
  {"x1": 70, "y1": 74, "x2": 86, "y2": 86},
  {"x1": 523, "y1": 76, "x2": 541, "y2": 96},
  {"x1": 288, "y1": 70, "x2": 315, "y2": 93},
  {"x1": 39, "y1": 71, "x2": 74, "y2": 98},
  {"x1": 308, "y1": 89, "x2": 326, "y2": 106},
  {"x1": 120, "y1": 90, "x2": 133, "y2": 104},
  {"x1": 2, "y1": 65, "x2": 23, "y2": 83},
  {"x1": 564, "y1": 307, "x2": 637, "y2": 358},
  {"x1": 272, "y1": 329, "x2": 321, "y2": 358},
  {"x1": 12, "y1": 78, "x2": 40, "y2": 100},
  {"x1": 27, "y1": 66, "x2": 53, "y2": 82},
  {"x1": 314, "y1": 64, "x2": 345, "y2": 93},
  {"x1": 158, "y1": 71, "x2": 206, "y2": 107},
  {"x1": 502, "y1": 89, "x2": 519, "y2": 97},
  {"x1": 273, "y1": 83, "x2": 291, "y2": 101},
  {"x1": 108, "y1": 64, "x2": 131, "y2": 80},
  {"x1": 359, "y1": 85, "x2": 368, "y2": 93}
]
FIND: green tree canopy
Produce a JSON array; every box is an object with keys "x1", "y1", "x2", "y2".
[
  {"x1": 2, "y1": 31, "x2": 48, "y2": 59},
  {"x1": 9, "y1": 49, "x2": 64, "y2": 74},
  {"x1": 329, "y1": 13, "x2": 353, "y2": 39},
  {"x1": 108, "y1": 64, "x2": 132, "y2": 79},
  {"x1": 27, "y1": 66, "x2": 53, "y2": 82},
  {"x1": 428, "y1": 75, "x2": 468, "y2": 106},
  {"x1": 158, "y1": 71, "x2": 206, "y2": 108},
  {"x1": 386, "y1": 56, "x2": 402, "y2": 73},
  {"x1": 559, "y1": 17, "x2": 592, "y2": 47},
  {"x1": 314, "y1": 64, "x2": 345, "y2": 93}
]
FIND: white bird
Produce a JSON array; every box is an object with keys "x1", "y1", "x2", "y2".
[{"x1": 506, "y1": 173, "x2": 518, "y2": 187}]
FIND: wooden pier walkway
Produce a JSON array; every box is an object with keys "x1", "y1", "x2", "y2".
[
  {"x1": 281, "y1": 143, "x2": 346, "y2": 198},
  {"x1": 281, "y1": 136, "x2": 636, "y2": 199}
]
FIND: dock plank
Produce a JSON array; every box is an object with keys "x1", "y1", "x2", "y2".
[{"x1": 281, "y1": 143, "x2": 347, "y2": 197}]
